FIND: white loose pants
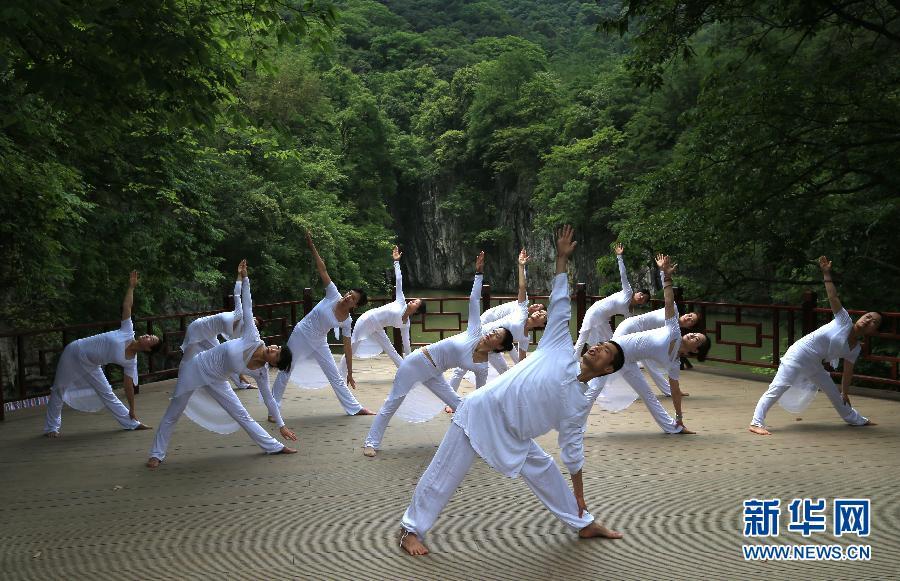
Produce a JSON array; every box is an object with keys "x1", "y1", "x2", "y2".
[
  {"x1": 365, "y1": 351, "x2": 461, "y2": 449},
  {"x1": 751, "y1": 361, "x2": 868, "y2": 427},
  {"x1": 273, "y1": 333, "x2": 363, "y2": 415},
  {"x1": 620, "y1": 364, "x2": 682, "y2": 433},
  {"x1": 401, "y1": 423, "x2": 595, "y2": 538},
  {"x1": 337, "y1": 328, "x2": 404, "y2": 378},
  {"x1": 642, "y1": 361, "x2": 671, "y2": 396},
  {"x1": 149, "y1": 383, "x2": 284, "y2": 461},
  {"x1": 44, "y1": 370, "x2": 141, "y2": 433}
]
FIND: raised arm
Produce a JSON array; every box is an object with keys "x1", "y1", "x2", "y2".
[
  {"x1": 466, "y1": 251, "x2": 486, "y2": 335},
  {"x1": 614, "y1": 243, "x2": 631, "y2": 295},
  {"x1": 556, "y1": 225, "x2": 576, "y2": 275},
  {"x1": 393, "y1": 246, "x2": 404, "y2": 302},
  {"x1": 517, "y1": 248, "x2": 529, "y2": 303},
  {"x1": 818, "y1": 256, "x2": 843, "y2": 314},
  {"x1": 657, "y1": 254, "x2": 677, "y2": 320},
  {"x1": 231, "y1": 263, "x2": 243, "y2": 323},
  {"x1": 238, "y1": 260, "x2": 258, "y2": 342},
  {"x1": 545, "y1": 226, "x2": 577, "y2": 351},
  {"x1": 307, "y1": 230, "x2": 332, "y2": 287},
  {"x1": 121, "y1": 271, "x2": 138, "y2": 320}
]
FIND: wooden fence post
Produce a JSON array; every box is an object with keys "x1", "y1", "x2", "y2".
[
  {"x1": 575, "y1": 283, "x2": 587, "y2": 331},
  {"x1": 801, "y1": 290, "x2": 818, "y2": 336}
]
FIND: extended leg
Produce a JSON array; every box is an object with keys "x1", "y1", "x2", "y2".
[
  {"x1": 749, "y1": 362, "x2": 797, "y2": 433},
  {"x1": 44, "y1": 386, "x2": 65, "y2": 435},
  {"x1": 488, "y1": 352, "x2": 510, "y2": 375},
  {"x1": 519, "y1": 440, "x2": 595, "y2": 531},
  {"x1": 621, "y1": 365, "x2": 681, "y2": 433},
  {"x1": 809, "y1": 367, "x2": 869, "y2": 426},
  {"x1": 372, "y1": 329, "x2": 404, "y2": 368},
  {"x1": 310, "y1": 342, "x2": 364, "y2": 415},
  {"x1": 148, "y1": 392, "x2": 192, "y2": 461},
  {"x1": 400, "y1": 423, "x2": 477, "y2": 544},
  {"x1": 642, "y1": 360, "x2": 671, "y2": 396},
  {"x1": 205, "y1": 384, "x2": 285, "y2": 453},
  {"x1": 365, "y1": 353, "x2": 435, "y2": 450},
  {"x1": 86, "y1": 369, "x2": 142, "y2": 430}
]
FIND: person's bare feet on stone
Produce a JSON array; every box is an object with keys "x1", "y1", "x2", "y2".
[
  {"x1": 275, "y1": 446, "x2": 298, "y2": 454},
  {"x1": 852, "y1": 419, "x2": 877, "y2": 427},
  {"x1": 364, "y1": 446, "x2": 377, "y2": 457},
  {"x1": 400, "y1": 530, "x2": 429, "y2": 555},
  {"x1": 578, "y1": 522, "x2": 623, "y2": 539},
  {"x1": 45, "y1": 431, "x2": 60, "y2": 438},
  {"x1": 135, "y1": 423, "x2": 152, "y2": 430},
  {"x1": 146, "y1": 457, "x2": 161, "y2": 468},
  {"x1": 354, "y1": 408, "x2": 376, "y2": 416},
  {"x1": 268, "y1": 415, "x2": 276, "y2": 423},
  {"x1": 748, "y1": 425, "x2": 771, "y2": 435}
]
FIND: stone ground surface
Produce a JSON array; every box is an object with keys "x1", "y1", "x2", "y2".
[{"x1": 1, "y1": 357, "x2": 898, "y2": 580}]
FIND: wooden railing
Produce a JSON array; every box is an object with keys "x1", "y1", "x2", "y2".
[{"x1": 2, "y1": 284, "x2": 897, "y2": 420}]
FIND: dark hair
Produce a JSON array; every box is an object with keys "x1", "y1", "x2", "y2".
[
  {"x1": 681, "y1": 311, "x2": 701, "y2": 329},
  {"x1": 635, "y1": 289, "x2": 650, "y2": 300},
  {"x1": 413, "y1": 298, "x2": 426, "y2": 313},
  {"x1": 277, "y1": 345, "x2": 293, "y2": 372},
  {"x1": 493, "y1": 328, "x2": 514, "y2": 353},
  {"x1": 872, "y1": 311, "x2": 888, "y2": 332},
  {"x1": 693, "y1": 333, "x2": 711, "y2": 362},
  {"x1": 608, "y1": 340, "x2": 625, "y2": 374},
  {"x1": 149, "y1": 336, "x2": 164, "y2": 355},
  {"x1": 352, "y1": 288, "x2": 368, "y2": 307}
]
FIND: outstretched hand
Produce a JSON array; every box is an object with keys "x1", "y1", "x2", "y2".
[
  {"x1": 518, "y1": 248, "x2": 530, "y2": 266},
  {"x1": 392, "y1": 245, "x2": 402, "y2": 261},
  {"x1": 305, "y1": 229, "x2": 316, "y2": 251},
  {"x1": 280, "y1": 426, "x2": 298, "y2": 441},
  {"x1": 129, "y1": 270, "x2": 139, "y2": 288},
  {"x1": 818, "y1": 255, "x2": 832, "y2": 274},
  {"x1": 556, "y1": 225, "x2": 577, "y2": 258},
  {"x1": 475, "y1": 251, "x2": 485, "y2": 273},
  {"x1": 614, "y1": 243, "x2": 624, "y2": 256},
  {"x1": 656, "y1": 254, "x2": 677, "y2": 275},
  {"x1": 238, "y1": 259, "x2": 248, "y2": 278}
]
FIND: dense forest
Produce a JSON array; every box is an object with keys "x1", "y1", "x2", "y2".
[{"x1": 2, "y1": 0, "x2": 898, "y2": 329}]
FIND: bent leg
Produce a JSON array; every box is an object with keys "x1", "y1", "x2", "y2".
[
  {"x1": 621, "y1": 365, "x2": 680, "y2": 433},
  {"x1": 401, "y1": 423, "x2": 477, "y2": 539},
  {"x1": 520, "y1": 440, "x2": 594, "y2": 530},
  {"x1": 809, "y1": 367, "x2": 868, "y2": 425},
  {"x1": 205, "y1": 384, "x2": 284, "y2": 453},
  {"x1": 149, "y1": 392, "x2": 191, "y2": 461}
]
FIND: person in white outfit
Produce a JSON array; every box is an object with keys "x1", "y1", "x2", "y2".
[
  {"x1": 573, "y1": 243, "x2": 649, "y2": 357},
  {"x1": 598, "y1": 254, "x2": 708, "y2": 433},
  {"x1": 147, "y1": 260, "x2": 297, "y2": 468},
  {"x1": 44, "y1": 271, "x2": 160, "y2": 437},
  {"x1": 749, "y1": 256, "x2": 881, "y2": 435},
  {"x1": 271, "y1": 230, "x2": 374, "y2": 417},
  {"x1": 448, "y1": 249, "x2": 547, "y2": 388},
  {"x1": 363, "y1": 251, "x2": 514, "y2": 457},
  {"x1": 337, "y1": 246, "x2": 422, "y2": 378},
  {"x1": 398, "y1": 226, "x2": 624, "y2": 557}
]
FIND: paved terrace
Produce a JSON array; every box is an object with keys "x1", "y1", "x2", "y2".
[{"x1": 1, "y1": 357, "x2": 898, "y2": 580}]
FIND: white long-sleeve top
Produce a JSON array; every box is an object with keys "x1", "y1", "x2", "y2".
[
  {"x1": 452, "y1": 273, "x2": 591, "y2": 478},
  {"x1": 614, "y1": 314, "x2": 682, "y2": 379},
  {"x1": 482, "y1": 299, "x2": 531, "y2": 353},
  {"x1": 61, "y1": 319, "x2": 140, "y2": 387},
  {"x1": 174, "y1": 277, "x2": 285, "y2": 426},
  {"x1": 350, "y1": 261, "x2": 412, "y2": 354},
  {"x1": 424, "y1": 273, "x2": 489, "y2": 387},
  {"x1": 180, "y1": 280, "x2": 243, "y2": 352},
  {"x1": 574, "y1": 255, "x2": 633, "y2": 354},
  {"x1": 784, "y1": 308, "x2": 861, "y2": 369},
  {"x1": 295, "y1": 281, "x2": 353, "y2": 341}
]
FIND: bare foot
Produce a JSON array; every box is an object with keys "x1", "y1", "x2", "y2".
[
  {"x1": 675, "y1": 426, "x2": 696, "y2": 435},
  {"x1": 852, "y1": 420, "x2": 877, "y2": 427},
  {"x1": 364, "y1": 446, "x2": 377, "y2": 457},
  {"x1": 444, "y1": 405, "x2": 453, "y2": 414},
  {"x1": 45, "y1": 431, "x2": 61, "y2": 438},
  {"x1": 748, "y1": 425, "x2": 771, "y2": 436},
  {"x1": 400, "y1": 530, "x2": 429, "y2": 555},
  {"x1": 276, "y1": 446, "x2": 298, "y2": 454},
  {"x1": 135, "y1": 423, "x2": 152, "y2": 430},
  {"x1": 268, "y1": 415, "x2": 276, "y2": 423},
  {"x1": 146, "y1": 457, "x2": 161, "y2": 469},
  {"x1": 578, "y1": 522, "x2": 623, "y2": 539},
  {"x1": 354, "y1": 408, "x2": 376, "y2": 416}
]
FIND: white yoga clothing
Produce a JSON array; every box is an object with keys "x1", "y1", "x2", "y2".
[
  {"x1": 448, "y1": 300, "x2": 531, "y2": 388},
  {"x1": 44, "y1": 319, "x2": 142, "y2": 433},
  {"x1": 149, "y1": 277, "x2": 285, "y2": 460},
  {"x1": 613, "y1": 306, "x2": 674, "y2": 396},
  {"x1": 751, "y1": 309, "x2": 867, "y2": 427},
  {"x1": 363, "y1": 274, "x2": 486, "y2": 449},
  {"x1": 451, "y1": 272, "x2": 592, "y2": 478},
  {"x1": 574, "y1": 255, "x2": 633, "y2": 355},
  {"x1": 272, "y1": 281, "x2": 362, "y2": 415},
  {"x1": 400, "y1": 423, "x2": 594, "y2": 539},
  {"x1": 337, "y1": 261, "x2": 412, "y2": 376},
  {"x1": 180, "y1": 280, "x2": 243, "y2": 357}
]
